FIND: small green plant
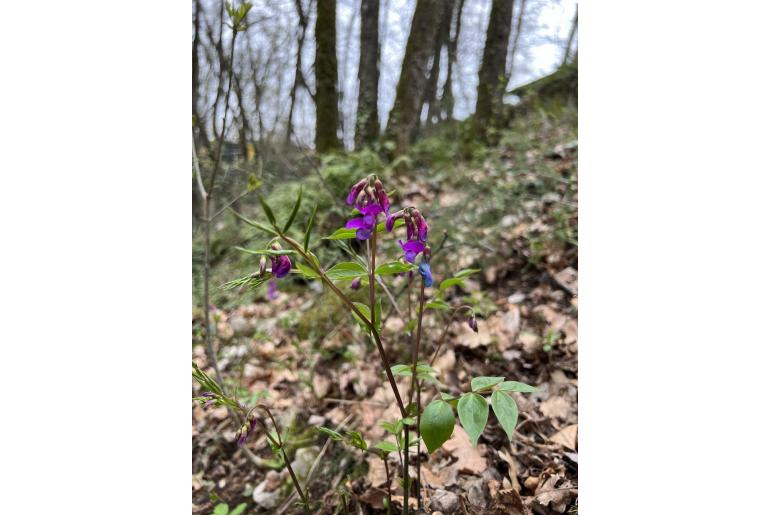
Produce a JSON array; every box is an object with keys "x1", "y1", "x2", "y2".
[{"x1": 211, "y1": 502, "x2": 247, "y2": 515}]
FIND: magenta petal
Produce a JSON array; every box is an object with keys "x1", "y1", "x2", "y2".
[
  {"x1": 345, "y1": 217, "x2": 367, "y2": 229},
  {"x1": 271, "y1": 255, "x2": 292, "y2": 278},
  {"x1": 386, "y1": 214, "x2": 395, "y2": 232},
  {"x1": 359, "y1": 204, "x2": 383, "y2": 216}
]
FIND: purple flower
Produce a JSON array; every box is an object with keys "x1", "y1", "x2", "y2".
[
  {"x1": 270, "y1": 254, "x2": 291, "y2": 278},
  {"x1": 267, "y1": 279, "x2": 278, "y2": 300},
  {"x1": 399, "y1": 239, "x2": 425, "y2": 263},
  {"x1": 351, "y1": 277, "x2": 362, "y2": 290},
  {"x1": 418, "y1": 262, "x2": 433, "y2": 287},
  {"x1": 345, "y1": 176, "x2": 390, "y2": 240}
]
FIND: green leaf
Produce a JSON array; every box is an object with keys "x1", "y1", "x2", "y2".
[
  {"x1": 257, "y1": 194, "x2": 276, "y2": 226},
  {"x1": 373, "y1": 441, "x2": 399, "y2": 454},
  {"x1": 491, "y1": 391, "x2": 519, "y2": 441},
  {"x1": 457, "y1": 393, "x2": 488, "y2": 447},
  {"x1": 295, "y1": 262, "x2": 320, "y2": 279},
  {"x1": 316, "y1": 427, "x2": 343, "y2": 441},
  {"x1": 326, "y1": 262, "x2": 368, "y2": 281},
  {"x1": 304, "y1": 203, "x2": 317, "y2": 252},
  {"x1": 375, "y1": 261, "x2": 415, "y2": 275},
  {"x1": 498, "y1": 381, "x2": 539, "y2": 393},
  {"x1": 401, "y1": 416, "x2": 416, "y2": 426},
  {"x1": 346, "y1": 431, "x2": 368, "y2": 451},
  {"x1": 391, "y1": 364, "x2": 412, "y2": 376},
  {"x1": 454, "y1": 268, "x2": 481, "y2": 279},
  {"x1": 229, "y1": 503, "x2": 247, "y2": 515},
  {"x1": 439, "y1": 277, "x2": 466, "y2": 291},
  {"x1": 416, "y1": 363, "x2": 438, "y2": 376},
  {"x1": 247, "y1": 173, "x2": 261, "y2": 192},
  {"x1": 351, "y1": 302, "x2": 371, "y2": 329},
  {"x1": 425, "y1": 298, "x2": 452, "y2": 311},
  {"x1": 283, "y1": 186, "x2": 303, "y2": 233},
  {"x1": 212, "y1": 503, "x2": 229, "y2": 515},
  {"x1": 229, "y1": 209, "x2": 278, "y2": 236},
  {"x1": 380, "y1": 420, "x2": 401, "y2": 435},
  {"x1": 323, "y1": 227, "x2": 358, "y2": 240},
  {"x1": 471, "y1": 376, "x2": 505, "y2": 392},
  {"x1": 420, "y1": 400, "x2": 455, "y2": 453},
  {"x1": 233, "y1": 247, "x2": 293, "y2": 256}
]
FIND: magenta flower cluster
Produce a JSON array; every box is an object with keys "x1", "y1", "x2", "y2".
[{"x1": 345, "y1": 175, "x2": 433, "y2": 286}]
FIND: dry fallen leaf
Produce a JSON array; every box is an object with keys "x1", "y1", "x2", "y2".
[
  {"x1": 490, "y1": 487, "x2": 528, "y2": 515},
  {"x1": 548, "y1": 424, "x2": 578, "y2": 451},
  {"x1": 455, "y1": 319, "x2": 492, "y2": 349},
  {"x1": 540, "y1": 395, "x2": 572, "y2": 420},
  {"x1": 442, "y1": 425, "x2": 487, "y2": 475},
  {"x1": 533, "y1": 475, "x2": 577, "y2": 513},
  {"x1": 366, "y1": 455, "x2": 388, "y2": 487}
]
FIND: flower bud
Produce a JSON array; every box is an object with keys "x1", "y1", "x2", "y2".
[
  {"x1": 258, "y1": 256, "x2": 267, "y2": 277},
  {"x1": 468, "y1": 315, "x2": 478, "y2": 333},
  {"x1": 350, "y1": 277, "x2": 362, "y2": 290}
]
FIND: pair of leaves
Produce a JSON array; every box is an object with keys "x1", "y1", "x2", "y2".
[
  {"x1": 212, "y1": 502, "x2": 246, "y2": 515},
  {"x1": 316, "y1": 427, "x2": 367, "y2": 451}
]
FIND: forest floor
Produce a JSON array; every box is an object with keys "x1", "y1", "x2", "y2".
[{"x1": 193, "y1": 107, "x2": 578, "y2": 515}]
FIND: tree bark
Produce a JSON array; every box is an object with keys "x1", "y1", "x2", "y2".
[
  {"x1": 287, "y1": 0, "x2": 312, "y2": 145},
  {"x1": 562, "y1": 9, "x2": 578, "y2": 67},
  {"x1": 385, "y1": 0, "x2": 440, "y2": 154},
  {"x1": 442, "y1": 0, "x2": 464, "y2": 122},
  {"x1": 355, "y1": 0, "x2": 380, "y2": 149},
  {"x1": 423, "y1": 0, "x2": 454, "y2": 127},
  {"x1": 475, "y1": 0, "x2": 514, "y2": 138},
  {"x1": 192, "y1": 0, "x2": 208, "y2": 149},
  {"x1": 315, "y1": 0, "x2": 342, "y2": 152},
  {"x1": 507, "y1": 0, "x2": 526, "y2": 87}
]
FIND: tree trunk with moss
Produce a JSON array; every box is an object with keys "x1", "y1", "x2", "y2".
[
  {"x1": 315, "y1": 0, "x2": 342, "y2": 152},
  {"x1": 385, "y1": 0, "x2": 439, "y2": 154},
  {"x1": 355, "y1": 0, "x2": 380, "y2": 149},
  {"x1": 475, "y1": 0, "x2": 514, "y2": 138}
]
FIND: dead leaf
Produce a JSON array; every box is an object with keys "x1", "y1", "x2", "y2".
[
  {"x1": 312, "y1": 374, "x2": 331, "y2": 399},
  {"x1": 455, "y1": 319, "x2": 492, "y2": 349},
  {"x1": 539, "y1": 396, "x2": 572, "y2": 420},
  {"x1": 533, "y1": 475, "x2": 576, "y2": 513},
  {"x1": 519, "y1": 331, "x2": 541, "y2": 355},
  {"x1": 552, "y1": 267, "x2": 578, "y2": 296},
  {"x1": 443, "y1": 425, "x2": 487, "y2": 475},
  {"x1": 497, "y1": 448, "x2": 522, "y2": 492},
  {"x1": 548, "y1": 424, "x2": 578, "y2": 451},
  {"x1": 490, "y1": 487, "x2": 528, "y2": 515},
  {"x1": 366, "y1": 455, "x2": 388, "y2": 487}
]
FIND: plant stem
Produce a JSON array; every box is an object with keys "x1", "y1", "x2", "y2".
[
  {"x1": 256, "y1": 405, "x2": 311, "y2": 514},
  {"x1": 280, "y1": 234, "x2": 407, "y2": 419},
  {"x1": 410, "y1": 282, "x2": 426, "y2": 512},
  {"x1": 369, "y1": 230, "x2": 378, "y2": 332},
  {"x1": 384, "y1": 457, "x2": 393, "y2": 515},
  {"x1": 403, "y1": 422, "x2": 409, "y2": 515}
]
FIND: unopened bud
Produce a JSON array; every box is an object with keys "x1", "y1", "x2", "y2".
[
  {"x1": 258, "y1": 256, "x2": 267, "y2": 277},
  {"x1": 351, "y1": 277, "x2": 362, "y2": 290},
  {"x1": 468, "y1": 315, "x2": 478, "y2": 333}
]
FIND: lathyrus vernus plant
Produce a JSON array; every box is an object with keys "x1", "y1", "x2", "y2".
[{"x1": 208, "y1": 175, "x2": 537, "y2": 514}]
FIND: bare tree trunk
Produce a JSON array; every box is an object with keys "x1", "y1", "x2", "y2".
[
  {"x1": 475, "y1": 0, "x2": 514, "y2": 138},
  {"x1": 233, "y1": 73, "x2": 253, "y2": 159},
  {"x1": 193, "y1": 0, "x2": 209, "y2": 149},
  {"x1": 423, "y1": 0, "x2": 454, "y2": 127},
  {"x1": 442, "y1": 0, "x2": 464, "y2": 122},
  {"x1": 287, "y1": 0, "x2": 312, "y2": 145},
  {"x1": 562, "y1": 9, "x2": 578, "y2": 67},
  {"x1": 315, "y1": 0, "x2": 342, "y2": 152},
  {"x1": 385, "y1": 0, "x2": 440, "y2": 154},
  {"x1": 507, "y1": 0, "x2": 526, "y2": 87},
  {"x1": 355, "y1": 0, "x2": 380, "y2": 148}
]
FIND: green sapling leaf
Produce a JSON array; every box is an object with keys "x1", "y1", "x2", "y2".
[
  {"x1": 457, "y1": 392, "x2": 489, "y2": 446},
  {"x1": 420, "y1": 400, "x2": 455, "y2": 453},
  {"x1": 491, "y1": 390, "x2": 519, "y2": 441}
]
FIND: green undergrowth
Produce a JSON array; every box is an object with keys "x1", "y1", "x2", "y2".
[{"x1": 193, "y1": 104, "x2": 577, "y2": 311}]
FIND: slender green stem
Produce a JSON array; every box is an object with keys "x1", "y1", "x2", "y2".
[
  {"x1": 384, "y1": 457, "x2": 393, "y2": 515},
  {"x1": 409, "y1": 282, "x2": 426, "y2": 513},
  {"x1": 280, "y1": 234, "x2": 407, "y2": 418},
  {"x1": 403, "y1": 422, "x2": 409, "y2": 515},
  {"x1": 255, "y1": 405, "x2": 311, "y2": 514}
]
